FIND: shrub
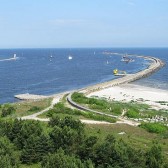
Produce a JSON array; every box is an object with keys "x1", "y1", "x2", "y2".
[
  {"x1": 140, "y1": 123, "x2": 168, "y2": 134},
  {"x1": 28, "y1": 106, "x2": 40, "y2": 112},
  {"x1": 1, "y1": 104, "x2": 16, "y2": 117},
  {"x1": 126, "y1": 109, "x2": 140, "y2": 118}
]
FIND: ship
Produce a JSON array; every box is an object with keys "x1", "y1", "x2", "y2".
[{"x1": 121, "y1": 54, "x2": 134, "y2": 63}]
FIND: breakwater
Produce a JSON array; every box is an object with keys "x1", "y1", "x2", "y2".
[{"x1": 80, "y1": 55, "x2": 165, "y2": 94}]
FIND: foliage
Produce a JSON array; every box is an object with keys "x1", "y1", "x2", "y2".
[
  {"x1": 71, "y1": 92, "x2": 122, "y2": 115},
  {"x1": 28, "y1": 106, "x2": 40, "y2": 112},
  {"x1": 21, "y1": 134, "x2": 53, "y2": 164},
  {"x1": 0, "y1": 116, "x2": 167, "y2": 167},
  {"x1": 49, "y1": 116, "x2": 85, "y2": 154},
  {"x1": 1, "y1": 104, "x2": 16, "y2": 117},
  {"x1": 125, "y1": 109, "x2": 140, "y2": 118},
  {"x1": 140, "y1": 123, "x2": 168, "y2": 134},
  {"x1": 0, "y1": 136, "x2": 20, "y2": 167},
  {"x1": 47, "y1": 102, "x2": 116, "y2": 123},
  {"x1": 146, "y1": 143, "x2": 163, "y2": 168},
  {"x1": 92, "y1": 134, "x2": 146, "y2": 168},
  {"x1": 41, "y1": 148, "x2": 94, "y2": 168}
]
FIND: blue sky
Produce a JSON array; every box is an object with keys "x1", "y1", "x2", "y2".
[{"x1": 0, "y1": 0, "x2": 168, "y2": 48}]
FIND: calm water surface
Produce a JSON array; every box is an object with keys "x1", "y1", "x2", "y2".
[{"x1": 0, "y1": 48, "x2": 167, "y2": 104}]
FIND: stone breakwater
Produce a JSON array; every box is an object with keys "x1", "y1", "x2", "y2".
[{"x1": 80, "y1": 55, "x2": 165, "y2": 95}]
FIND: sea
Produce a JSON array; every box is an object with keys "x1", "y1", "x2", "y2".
[{"x1": 0, "y1": 48, "x2": 167, "y2": 104}]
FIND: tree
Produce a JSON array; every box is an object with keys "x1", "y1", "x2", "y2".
[
  {"x1": 146, "y1": 144, "x2": 163, "y2": 168},
  {"x1": 1, "y1": 104, "x2": 16, "y2": 117},
  {"x1": 50, "y1": 125, "x2": 82, "y2": 153},
  {"x1": 93, "y1": 135, "x2": 146, "y2": 168},
  {"x1": 78, "y1": 136, "x2": 98, "y2": 160},
  {"x1": 21, "y1": 134, "x2": 53, "y2": 164},
  {"x1": 41, "y1": 148, "x2": 94, "y2": 168},
  {"x1": 0, "y1": 136, "x2": 20, "y2": 168}
]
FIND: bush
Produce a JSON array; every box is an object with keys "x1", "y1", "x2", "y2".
[
  {"x1": 140, "y1": 123, "x2": 168, "y2": 134},
  {"x1": 1, "y1": 104, "x2": 16, "y2": 117},
  {"x1": 28, "y1": 106, "x2": 40, "y2": 112},
  {"x1": 126, "y1": 109, "x2": 140, "y2": 118}
]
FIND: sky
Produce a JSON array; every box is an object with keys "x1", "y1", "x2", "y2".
[{"x1": 0, "y1": 0, "x2": 168, "y2": 48}]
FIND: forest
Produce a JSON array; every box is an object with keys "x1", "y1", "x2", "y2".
[{"x1": 0, "y1": 115, "x2": 167, "y2": 168}]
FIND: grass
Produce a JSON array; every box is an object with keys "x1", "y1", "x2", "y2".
[
  {"x1": 85, "y1": 123, "x2": 168, "y2": 160},
  {"x1": 0, "y1": 98, "x2": 52, "y2": 119},
  {"x1": 140, "y1": 122, "x2": 168, "y2": 134}
]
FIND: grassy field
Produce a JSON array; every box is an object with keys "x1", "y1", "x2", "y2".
[
  {"x1": 85, "y1": 123, "x2": 168, "y2": 160},
  {"x1": 0, "y1": 98, "x2": 52, "y2": 119}
]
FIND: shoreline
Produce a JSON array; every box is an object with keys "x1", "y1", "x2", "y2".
[
  {"x1": 14, "y1": 54, "x2": 165, "y2": 101},
  {"x1": 88, "y1": 83, "x2": 168, "y2": 110}
]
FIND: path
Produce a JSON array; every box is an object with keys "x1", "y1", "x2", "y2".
[
  {"x1": 67, "y1": 93, "x2": 140, "y2": 126},
  {"x1": 20, "y1": 96, "x2": 60, "y2": 121}
]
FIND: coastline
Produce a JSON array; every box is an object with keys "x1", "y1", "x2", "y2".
[{"x1": 14, "y1": 54, "x2": 165, "y2": 103}]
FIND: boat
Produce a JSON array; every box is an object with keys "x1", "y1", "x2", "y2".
[
  {"x1": 68, "y1": 55, "x2": 73, "y2": 60},
  {"x1": 121, "y1": 54, "x2": 134, "y2": 63},
  {"x1": 113, "y1": 69, "x2": 126, "y2": 76}
]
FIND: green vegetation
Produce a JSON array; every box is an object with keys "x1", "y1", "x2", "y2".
[
  {"x1": 71, "y1": 92, "x2": 168, "y2": 124},
  {"x1": 71, "y1": 92, "x2": 123, "y2": 115},
  {"x1": 0, "y1": 93, "x2": 168, "y2": 167},
  {"x1": 42, "y1": 102, "x2": 116, "y2": 123},
  {"x1": 125, "y1": 108, "x2": 140, "y2": 118},
  {"x1": 0, "y1": 98, "x2": 52, "y2": 118},
  {"x1": 140, "y1": 123, "x2": 168, "y2": 134},
  {"x1": 0, "y1": 117, "x2": 167, "y2": 167},
  {"x1": 1, "y1": 104, "x2": 16, "y2": 117},
  {"x1": 28, "y1": 106, "x2": 40, "y2": 112}
]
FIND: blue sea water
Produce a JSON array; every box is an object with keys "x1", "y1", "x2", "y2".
[{"x1": 0, "y1": 48, "x2": 167, "y2": 104}]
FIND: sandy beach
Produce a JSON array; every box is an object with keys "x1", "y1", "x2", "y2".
[{"x1": 88, "y1": 84, "x2": 168, "y2": 110}]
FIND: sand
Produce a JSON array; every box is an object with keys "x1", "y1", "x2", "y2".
[{"x1": 88, "y1": 84, "x2": 168, "y2": 110}]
